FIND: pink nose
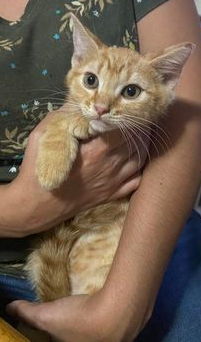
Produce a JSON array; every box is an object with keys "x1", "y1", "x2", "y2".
[{"x1": 94, "y1": 104, "x2": 109, "y2": 116}]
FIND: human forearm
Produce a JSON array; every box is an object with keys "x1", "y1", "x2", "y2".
[
  {"x1": 0, "y1": 183, "x2": 17, "y2": 237},
  {"x1": 0, "y1": 182, "x2": 28, "y2": 237},
  {"x1": 0, "y1": 180, "x2": 41, "y2": 238},
  {"x1": 102, "y1": 103, "x2": 201, "y2": 338},
  {"x1": 102, "y1": 0, "x2": 201, "y2": 338}
]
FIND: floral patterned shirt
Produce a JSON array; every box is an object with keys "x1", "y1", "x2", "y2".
[
  {"x1": 0, "y1": 0, "x2": 168, "y2": 262},
  {"x1": 0, "y1": 0, "x2": 168, "y2": 182}
]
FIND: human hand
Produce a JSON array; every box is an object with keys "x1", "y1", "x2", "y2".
[{"x1": 4, "y1": 110, "x2": 148, "y2": 237}]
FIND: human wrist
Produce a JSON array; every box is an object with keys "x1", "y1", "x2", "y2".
[
  {"x1": 0, "y1": 181, "x2": 28, "y2": 237},
  {"x1": 0, "y1": 176, "x2": 46, "y2": 237},
  {"x1": 10, "y1": 173, "x2": 77, "y2": 235},
  {"x1": 10, "y1": 175, "x2": 40, "y2": 234}
]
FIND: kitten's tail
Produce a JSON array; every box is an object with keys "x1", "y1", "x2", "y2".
[{"x1": 26, "y1": 223, "x2": 81, "y2": 302}]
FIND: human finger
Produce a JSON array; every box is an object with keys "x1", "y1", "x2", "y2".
[
  {"x1": 81, "y1": 130, "x2": 125, "y2": 156},
  {"x1": 110, "y1": 174, "x2": 141, "y2": 200},
  {"x1": 116, "y1": 159, "x2": 142, "y2": 185}
]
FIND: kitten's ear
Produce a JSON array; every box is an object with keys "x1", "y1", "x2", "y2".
[
  {"x1": 151, "y1": 43, "x2": 195, "y2": 89},
  {"x1": 70, "y1": 13, "x2": 103, "y2": 67}
]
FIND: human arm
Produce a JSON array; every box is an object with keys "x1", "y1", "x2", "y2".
[
  {"x1": 7, "y1": 0, "x2": 201, "y2": 341},
  {"x1": 102, "y1": 0, "x2": 201, "y2": 338},
  {"x1": 0, "y1": 113, "x2": 144, "y2": 238},
  {"x1": 101, "y1": 0, "x2": 201, "y2": 336}
]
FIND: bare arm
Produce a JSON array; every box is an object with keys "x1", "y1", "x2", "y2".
[{"x1": 103, "y1": 0, "x2": 201, "y2": 336}]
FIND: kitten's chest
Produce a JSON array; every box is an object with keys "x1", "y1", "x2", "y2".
[
  {"x1": 69, "y1": 200, "x2": 128, "y2": 295},
  {"x1": 69, "y1": 225, "x2": 122, "y2": 295}
]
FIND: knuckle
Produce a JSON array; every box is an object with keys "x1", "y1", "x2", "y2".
[
  {"x1": 82, "y1": 139, "x2": 107, "y2": 161},
  {"x1": 133, "y1": 177, "x2": 141, "y2": 189},
  {"x1": 130, "y1": 176, "x2": 141, "y2": 191},
  {"x1": 128, "y1": 159, "x2": 138, "y2": 170},
  {"x1": 95, "y1": 140, "x2": 108, "y2": 156},
  {"x1": 136, "y1": 174, "x2": 142, "y2": 183}
]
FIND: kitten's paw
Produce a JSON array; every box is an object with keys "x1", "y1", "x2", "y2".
[
  {"x1": 36, "y1": 152, "x2": 71, "y2": 191},
  {"x1": 37, "y1": 171, "x2": 66, "y2": 191},
  {"x1": 36, "y1": 138, "x2": 78, "y2": 191},
  {"x1": 37, "y1": 161, "x2": 67, "y2": 191},
  {"x1": 72, "y1": 121, "x2": 90, "y2": 139}
]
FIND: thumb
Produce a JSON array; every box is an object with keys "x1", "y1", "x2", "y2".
[{"x1": 6, "y1": 300, "x2": 50, "y2": 331}]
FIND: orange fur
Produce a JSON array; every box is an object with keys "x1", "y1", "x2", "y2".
[{"x1": 25, "y1": 15, "x2": 194, "y2": 301}]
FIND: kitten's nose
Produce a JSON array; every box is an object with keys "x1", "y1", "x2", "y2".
[{"x1": 94, "y1": 104, "x2": 109, "y2": 116}]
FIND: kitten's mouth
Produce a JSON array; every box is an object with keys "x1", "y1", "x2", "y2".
[
  {"x1": 89, "y1": 117, "x2": 115, "y2": 133},
  {"x1": 81, "y1": 108, "x2": 115, "y2": 133}
]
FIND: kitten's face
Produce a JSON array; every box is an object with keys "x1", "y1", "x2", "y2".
[
  {"x1": 66, "y1": 15, "x2": 193, "y2": 134},
  {"x1": 67, "y1": 47, "x2": 169, "y2": 133}
]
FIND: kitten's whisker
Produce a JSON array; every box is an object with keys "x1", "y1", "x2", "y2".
[
  {"x1": 23, "y1": 98, "x2": 64, "y2": 108},
  {"x1": 22, "y1": 101, "x2": 79, "y2": 114},
  {"x1": 24, "y1": 102, "x2": 62, "y2": 110},
  {"x1": 111, "y1": 119, "x2": 134, "y2": 160},
  {"x1": 37, "y1": 101, "x2": 64, "y2": 105},
  {"x1": 115, "y1": 122, "x2": 133, "y2": 160},
  {"x1": 124, "y1": 118, "x2": 163, "y2": 157},
  {"x1": 34, "y1": 89, "x2": 67, "y2": 96},
  {"x1": 4, "y1": 88, "x2": 67, "y2": 97},
  {"x1": 117, "y1": 122, "x2": 142, "y2": 167},
  {"x1": 122, "y1": 118, "x2": 160, "y2": 158},
  {"x1": 111, "y1": 118, "x2": 135, "y2": 159},
  {"x1": 37, "y1": 96, "x2": 65, "y2": 102},
  {"x1": 23, "y1": 92, "x2": 67, "y2": 106},
  {"x1": 119, "y1": 123, "x2": 134, "y2": 160},
  {"x1": 107, "y1": 118, "x2": 135, "y2": 159},
  {"x1": 121, "y1": 120, "x2": 152, "y2": 162},
  {"x1": 20, "y1": 104, "x2": 81, "y2": 129},
  {"x1": 33, "y1": 88, "x2": 66, "y2": 95},
  {"x1": 123, "y1": 112, "x2": 170, "y2": 144},
  {"x1": 120, "y1": 120, "x2": 151, "y2": 159},
  {"x1": 122, "y1": 110, "x2": 170, "y2": 137},
  {"x1": 124, "y1": 118, "x2": 169, "y2": 154},
  {"x1": 66, "y1": 102, "x2": 82, "y2": 108},
  {"x1": 120, "y1": 114, "x2": 170, "y2": 153}
]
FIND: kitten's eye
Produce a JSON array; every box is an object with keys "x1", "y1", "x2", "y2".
[
  {"x1": 83, "y1": 73, "x2": 99, "y2": 89},
  {"x1": 121, "y1": 84, "x2": 141, "y2": 99}
]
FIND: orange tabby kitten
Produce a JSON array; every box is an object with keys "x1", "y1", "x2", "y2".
[{"x1": 25, "y1": 14, "x2": 194, "y2": 302}]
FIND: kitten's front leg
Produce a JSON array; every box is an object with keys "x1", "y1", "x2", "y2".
[{"x1": 36, "y1": 112, "x2": 90, "y2": 191}]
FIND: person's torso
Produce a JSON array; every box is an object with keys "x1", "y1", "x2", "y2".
[{"x1": 0, "y1": 0, "x2": 137, "y2": 182}]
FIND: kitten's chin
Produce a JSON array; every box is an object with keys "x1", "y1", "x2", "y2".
[{"x1": 89, "y1": 119, "x2": 115, "y2": 133}]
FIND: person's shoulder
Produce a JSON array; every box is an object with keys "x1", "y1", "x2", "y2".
[{"x1": 134, "y1": 0, "x2": 169, "y2": 22}]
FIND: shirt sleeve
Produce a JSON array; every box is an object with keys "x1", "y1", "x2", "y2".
[{"x1": 133, "y1": 0, "x2": 169, "y2": 22}]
